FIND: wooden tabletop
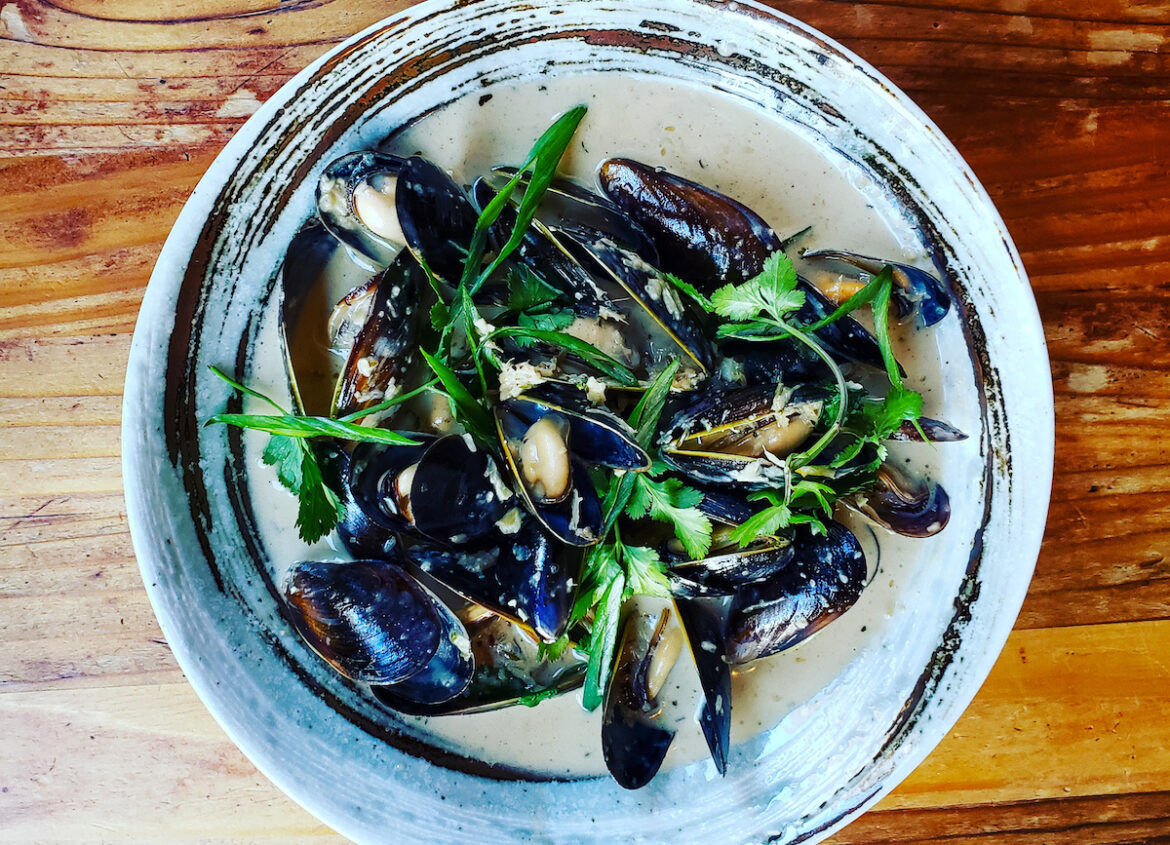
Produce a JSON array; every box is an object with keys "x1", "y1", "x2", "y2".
[{"x1": 3, "y1": 0, "x2": 1169, "y2": 841}]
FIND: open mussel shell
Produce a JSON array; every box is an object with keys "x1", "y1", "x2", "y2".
[
  {"x1": 659, "y1": 383, "x2": 826, "y2": 489},
  {"x1": 847, "y1": 464, "x2": 951, "y2": 538},
  {"x1": 283, "y1": 558, "x2": 472, "y2": 693},
  {"x1": 602, "y1": 605, "x2": 684, "y2": 790},
  {"x1": 726, "y1": 522, "x2": 868, "y2": 665},
  {"x1": 720, "y1": 336, "x2": 834, "y2": 389},
  {"x1": 344, "y1": 434, "x2": 510, "y2": 548},
  {"x1": 795, "y1": 279, "x2": 889, "y2": 372},
  {"x1": 373, "y1": 608, "x2": 586, "y2": 716},
  {"x1": 598, "y1": 157, "x2": 781, "y2": 290},
  {"x1": 888, "y1": 415, "x2": 968, "y2": 443},
  {"x1": 396, "y1": 155, "x2": 480, "y2": 284},
  {"x1": 491, "y1": 165, "x2": 661, "y2": 262},
  {"x1": 470, "y1": 178, "x2": 619, "y2": 318},
  {"x1": 555, "y1": 226, "x2": 713, "y2": 374},
  {"x1": 405, "y1": 517, "x2": 577, "y2": 641},
  {"x1": 316, "y1": 151, "x2": 407, "y2": 270},
  {"x1": 333, "y1": 249, "x2": 425, "y2": 419},
  {"x1": 495, "y1": 388, "x2": 649, "y2": 546},
  {"x1": 670, "y1": 538, "x2": 795, "y2": 591},
  {"x1": 803, "y1": 249, "x2": 951, "y2": 328},
  {"x1": 673, "y1": 593, "x2": 734, "y2": 776}
]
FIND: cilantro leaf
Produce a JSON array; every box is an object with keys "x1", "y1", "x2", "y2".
[
  {"x1": 626, "y1": 474, "x2": 712, "y2": 561},
  {"x1": 296, "y1": 442, "x2": 344, "y2": 543},
  {"x1": 621, "y1": 544, "x2": 672, "y2": 599},
  {"x1": 506, "y1": 266, "x2": 561, "y2": 312},
  {"x1": 261, "y1": 434, "x2": 303, "y2": 492},
  {"x1": 710, "y1": 252, "x2": 804, "y2": 323},
  {"x1": 517, "y1": 308, "x2": 576, "y2": 335}
]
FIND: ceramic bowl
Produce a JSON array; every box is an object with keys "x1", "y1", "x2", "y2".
[{"x1": 122, "y1": 0, "x2": 1053, "y2": 841}]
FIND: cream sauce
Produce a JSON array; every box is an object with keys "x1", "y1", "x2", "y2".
[{"x1": 243, "y1": 73, "x2": 983, "y2": 780}]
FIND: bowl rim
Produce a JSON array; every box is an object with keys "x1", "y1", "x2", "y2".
[{"x1": 123, "y1": 0, "x2": 1054, "y2": 841}]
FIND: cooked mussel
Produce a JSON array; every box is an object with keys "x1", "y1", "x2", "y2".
[
  {"x1": 602, "y1": 605, "x2": 684, "y2": 789},
  {"x1": 344, "y1": 434, "x2": 512, "y2": 548},
  {"x1": 283, "y1": 558, "x2": 472, "y2": 700},
  {"x1": 725, "y1": 522, "x2": 868, "y2": 665},
  {"x1": 659, "y1": 384, "x2": 826, "y2": 489},
  {"x1": 495, "y1": 387, "x2": 650, "y2": 546},
  {"x1": 847, "y1": 464, "x2": 951, "y2": 538},
  {"x1": 374, "y1": 606, "x2": 586, "y2": 716},
  {"x1": 317, "y1": 151, "x2": 407, "y2": 269},
  {"x1": 405, "y1": 516, "x2": 577, "y2": 641},
  {"x1": 333, "y1": 250, "x2": 426, "y2": 419},
  {"x1": 803, "y1": 249, "x2": 951, "y2": 328},
  {"x1": 598, "y1": 158, "x2": 781, "y2": 290}
]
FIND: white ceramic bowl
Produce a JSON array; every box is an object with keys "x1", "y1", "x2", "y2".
[{"x1": 123, "y1": 1, "x2": 1053, "y2": 841}]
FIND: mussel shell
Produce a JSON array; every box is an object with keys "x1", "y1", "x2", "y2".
[
  {"x1": 721, "y1": 337, "x2": 833, "y2": 388},
  {"x1": 343, "y1": 436, "x2": 435, "y2": 543},
  {"x1": 283, "y1": 559, "x2": 445, "y2": 684},
  {"x1": 602, "y1": 607, "x2": 679, "y2": 790},
  {"x1": 725, "y1": 522, "x2": 867, "y2": 665},
  {"x1": 491, "y1": 165, "x2": 661, "y2": 261},
  {"x1": 803, "y1": 249, "x2": 951, "y2": 328},
  {"x1": 405, "y1": 517, "x2": 577, "y2": 641},
  {"x1": 396, "y1": 155, "x2": 480, "y2": 284},
  {"x1": 333, "y1": 250, "x2": 425, "y2": 419},
  {"x1": 495, "y1": 388, "x2": 649, "y2": 546},
  {"x1": 373, "y1": 610, "x2": 586, "y2": 716},
  {"x1": 670, "y1": 540, "x2": 795, "y2": 590},
  {"x1": 280, "y1": 221, "x2": 347, "y2": 416},
  {"x1": 372, "y1": 610, "x2": 475, "y2": 706},
  {"x1": 406, "y1": 434, "x2": 512, "y2": 545},
  {"x1": 556, "y1": 227, "x2": 713, "y2": 373},
  {"x1": 659, "y1": 383, "x2": 826, "y2": 489},
  {"x1": 673, "y1": 593, "x2": 734, "y2": 775},
  {"x1": 888, "y1": 415, "x2": 968, "y2": 443},
  {"x1": 598, "y1": 157, "x2": 781, "y2": 290},
  {"x1": 316, "y1": 151, "x2": 406, "y2": 269},
  {"x1": 849, "y1": 466, "x2": 951, "y2": 538}
]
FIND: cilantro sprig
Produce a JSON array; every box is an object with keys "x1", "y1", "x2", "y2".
[{"x1": 204, "y1": 366, "x2": 428, "y2": 544}]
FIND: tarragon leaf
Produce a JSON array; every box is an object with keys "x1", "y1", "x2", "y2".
[
  {"x1": 627, "y1": 359, "x2": 679, "y2": 449},
  {"x1": 205, "y1": 413, "x2": 420, "y2": 445},
  {"x1": 581, "y1": 572, "x2": 624, "y2": 711},
  {"x1": 661, "y1": 272, "x2": 714, "y2": 312},
  {"x1": 487, "y1": 326, "x2": 638, "y2": 386}
]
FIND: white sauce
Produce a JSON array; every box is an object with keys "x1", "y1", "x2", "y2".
[{"x1": 244, "y1": 72, "x2": 983, "y2": 780}]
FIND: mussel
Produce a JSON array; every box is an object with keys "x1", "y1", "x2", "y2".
[
  {"x1": 283, "y1": 558, "x2": 473, "y2": 703},
  {"x1": 602, "y1": 605, "x2": 685, "y2": 789},
  {"x1": 496, "y1": 387, "x2": 650, "y2": 546},
  {"x1": 803, "y1": 249, "x2": 951, "y2": 328}
]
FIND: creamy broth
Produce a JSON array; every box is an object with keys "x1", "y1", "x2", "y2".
[{"x1": 243, "y1": 73, "x2": 982, "y2": 779}]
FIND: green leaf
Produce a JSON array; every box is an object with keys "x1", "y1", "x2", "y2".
[
  {"x1": 710, "y1": 252, "x2": 804, "y2": 323},
  {"x1": 728, "y1": 505, "x2": 790, "y2": 548},
  {"x1": 205, "y1": 413, "x2": 421, "y2": 445},
  {"x1": 337, "y1": 378, "x2": 439, "y2": 424},
  {"x1": 261, "y1": 434, "x2": 303, "y2": 493},
  {"x1": 295, "y1": 441, "x2": 344, "y2": 544},
  {"x1": 626, "y1": 474, "x2": 712, "y2": 561},
  {"x1": 430, "y1": 299, "x2": 451, "y2": 334},
  {"x1": 516, "y1": 687, "x2": 561, "y2": 708},
  {"x1": 517, "y1": 308, "x2": 575, "y2": 335},
  {"x1": 466, "y1": 105, "x2": 588, "y2": 293},
  {"x1": 621, "y1": 544, "x2": 671, "y2": 599},
  {"x1": 419, "y1": 347, "x2": 494, "y2": 439},
  {"x1": 581, "y1": 572, "x2": 624, "y2": 711},
  {"x1": 486, "y1": 326, "x2": 638, "y2": 386},
  {"x1": 660, "y1": 272, "x2": 713, "y2": 312},
  {"x1": 207, "y1": 365, "x2": 285, "y2": 412},
  {"x1": 536, "y1": 634, "x2": 572, "y2": 663},
  {"x1": 802, "y1": 265, "x2": 892, "y2": 333},
  {"x1": 506, "y1": 266, "x2": 561, "y2": 312},
  {"x1": 627, "y1": 359, "x2": 679, "y2": 449}
]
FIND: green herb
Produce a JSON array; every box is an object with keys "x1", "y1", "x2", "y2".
[
  {"x1": 660, "y1": 271, "x2": 714, "y2": 313},
  {"x1": 627, "y1": 359, "x2": 679, "y2": 448},
  {"x1": 581, "y1": 569, "x2": 624, "y2": 711},
  {"x1": 626, "y1": 473, "x2": 712, "y2": 561},
  {"x1": 463, "y1": 106, "x2": 588, "y2": 294},
  {"x1": 728, "y1": 482, "x2": 835, "y2": 548},
  {"x1": 419, "y1": 347, "x2": 495, "y2": 443},
  {"x1": 516, "y1": 687, "x2": 562, "y2": 708},
  {"x1": 485, "y1": 326, "x2": 639, "y2": 387},
  {"x1": 205, "y1": 413, "x2": 421, "y2": 445}
]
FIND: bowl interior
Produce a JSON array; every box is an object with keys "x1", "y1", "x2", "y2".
[{"x1": 123, "y1": 1, "x2": 1052, "y2": 842}]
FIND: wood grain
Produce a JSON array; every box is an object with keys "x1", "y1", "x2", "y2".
[{"x1": 2, "y1": 0, "x2": 1168, "y2": 842}]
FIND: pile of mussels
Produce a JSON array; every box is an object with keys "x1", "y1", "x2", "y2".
[{"x1": 273, "y1": 132, "x2": 961, "y2": 789}]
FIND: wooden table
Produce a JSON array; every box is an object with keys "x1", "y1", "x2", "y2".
[{"x1": 2, "y1": 0, "x2": 1168, "y2": 840}]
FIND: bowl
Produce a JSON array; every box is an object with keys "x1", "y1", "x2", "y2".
[{"x1": 122, "y1": 0, "x2": 1053, "y2": 841}]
